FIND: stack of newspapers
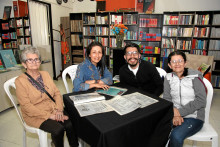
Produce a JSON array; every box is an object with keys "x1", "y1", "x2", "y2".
[{"x1": 69, "y1": 87, "x2": 158, "y2": 117}]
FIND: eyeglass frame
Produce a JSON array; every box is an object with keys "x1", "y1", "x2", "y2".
[
  {"x1": 125, "y1": 51, "x2": 139, "y2": 56},
  {"x1": 170, "y1": 59, "x2": 185, "y2": 65},
  {"x1": 25, "y1": 58, "x2": 41, "y2": 64}
]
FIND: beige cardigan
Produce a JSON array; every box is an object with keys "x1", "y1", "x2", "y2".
[{"x1": 15, "y1": 71, "x2": 63, "y2": 128}]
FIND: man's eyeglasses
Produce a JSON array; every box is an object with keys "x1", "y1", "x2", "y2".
[
  {"x1": 170, "y1": 59, "x2": 184, "y2": 65},
  {"x1": 26, "y1": 58, "x2": 41, "y2": 64},
  {"x1": 126, "y1": 51, "x2": 139, "y2": 56}
]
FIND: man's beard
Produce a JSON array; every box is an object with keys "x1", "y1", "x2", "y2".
[{"x1": 128, "y1": 57, "x2": 139, "y2": 67}]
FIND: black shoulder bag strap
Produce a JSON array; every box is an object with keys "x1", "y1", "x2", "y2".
[{"x1": 25, "y1": 72, "x2": 55, "y2": 103}]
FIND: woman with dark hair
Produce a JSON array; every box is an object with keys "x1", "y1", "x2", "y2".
[
  {"x1": 163, "y1": 51, "x2": 207, "y2": 147},
  {"x1": 73, "y1": 41, "x2": 113, "y2": 92}
]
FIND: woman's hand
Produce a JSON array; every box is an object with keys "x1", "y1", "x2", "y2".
[
  {"x1": 173, "y1": 116, "x2": 184, "y2": 126},
  {"x1": 85, "y1": 80, "x2": 96, "y2": 84},
  {"x1": 55, "y1": 111, "x2": 69, "y2": 122},
  {"x1": 173, "y1": 108, "x2": 181, "y2": 117},
  {"x1": 95, "y1": 83, "x2": 109, "y2": 90}
]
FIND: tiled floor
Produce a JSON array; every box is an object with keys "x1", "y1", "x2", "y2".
[{"x1": 0, "y1": 78, "x2": 219, "y2": 147}]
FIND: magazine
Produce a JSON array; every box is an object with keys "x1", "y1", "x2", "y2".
[
  {"x1": 96, "y1": 86, "x2": 127, "y2": 96},
  {"x1": 69, "y1": 92, "x2": 105, "y2": 105}
]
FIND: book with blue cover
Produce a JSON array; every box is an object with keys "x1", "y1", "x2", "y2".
[
  {"x1": 0, "y1": 49, "x2": 17, "y2": 68},
  {"x1": 96, "y1": 86, "x2": 127, "y2": 96}
]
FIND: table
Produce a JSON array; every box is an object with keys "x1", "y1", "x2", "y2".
[{"x1": 63, "y1": 83, "x2": 173, "y2": 147}]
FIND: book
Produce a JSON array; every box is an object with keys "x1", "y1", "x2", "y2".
[
  {"x1": 69, "y1": 92, "x2": 105, "y2": 105},
  {"x1": 3, "y1": 6, "x2": 12, "y2": 20},
  {"x1": 96, "y1": 86, "x2": 127, "y2": 96},
  {"x1": 0, "y1": 49, "x2": 17, "y2": 68},
  {"x1": 198, "y1": 63, "x2": 211, "y2": 76}
]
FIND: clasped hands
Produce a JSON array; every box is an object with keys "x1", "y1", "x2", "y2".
[
  {"x1": 173, "y1": 108, "x2": 184, "y2": 126},
  {"x1": 50, "y1": 110, "x2": 68, "y2": 122},
  {"x1": 86, "y1": 79, "x2": 109, "y2": 90}
]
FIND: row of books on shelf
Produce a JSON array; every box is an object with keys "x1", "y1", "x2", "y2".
[
  {"x1": 73, "y1": 57, "x2": 84, "y2": 64},
  {"x1": 212, "y1": 14, "x2": 220, "y2": 25},
  {"x1": 140, "y1": 46, "x2": 160, "y2": 54},
  {"x1": 95, "y1": 37, "x2": 108, "y2": 46},
  {"x1": 70, "y1": 20, "x2": 82, "y2": 32},
  {"x1": 161, "y1": 48, "x2": 175, "y2": 57},
  {"x1": 83, "y1": 39, "x2": 95, "y2": 47},
  {"x1": 194, "y1": 27, "x2": 210, "y2": 37},
  {"x1": 124, "y1": 14, "x2": 137, "y2": 25},
  {"x1": 142, "y1": 56, "x2": 157, "y2": 64},
  {"x1": 208, "y1": 51, "x2": 220, "y2": 60},
  {"x1": 176, "y1": 40, "x2": 191, "y2": 50},
  {"x1": 109, "y1": 38, "x2": 117, "y2": 48},
  {"x1": 72, "y1": 49, "x2": 83, "y2": 55},
  {"x1": 209, "y1": 40, "x2": 220, "y2": 50},
  {"x1": 2, "y1": 32, "x2": 17, "y2": 39},
  {"x1": 125, "y1": 31, "x2": 137, "y2": 40},
  {"x1": 210, "y1": 28, "x2": 220, "y2": 38},
  {"x1": 71, "y1": 34, "x2": 82, "y2": 46},
  {"x1": 139, "y1": 32, "x2": 161, "y2": 41},
  {"x1": 194, "y1": 14, "x2": 209, "y2": 25},
  {"x1": 162, "y1": 27, "x2": 177, "y2": 37},
  {"x1": 2, "y1": 41, "x2": 17, "y2": 49},
  {"x1": 96, "y1": 27, "x2": 108, "y2": 35},
  {"x1": 191, "y1": 49, "x2": 206, "y2": 55},
  {"x1": 211, "y1": 75, "x2": 220, "y2": 88},
  {"x1": 139, "y1": 18, "x2": 158, "y2": 27},
  {"x1": 178, "y1": 28, "x2": 193, "y2": 37},
  {"x1": 162, "y1": 38, "x2": 175, "y2": 48},
  {"x1": 17, "y1": 28, "x2": 24, "y2": 36},
  {"x1": 83, "y1": 27, "x2": 95, "y2": 36},
  {"x1": 163, "y1": 14, "x2": 210, "y2": 25},
  {"x1": 178, "y1": 14, "x2": 193, "y2": 25},
  {"x1": 95, "y1": 15, "x2": 108, "y2": 25},
  {"x1": 192, "y1": 39, "x2": 208, "y2": 49},
  {"x1": 163, "y1": 15, "x2": 179, "y2": 25},
  {"x1": 110, "y1": 15, "x2": 123, "y2": 25},
  {"x1": 83, "y1": 16, "x2": 95, "y2": 25},
  {"x1": 2, "y1": 23, "x2": 9, "y2": 30}
]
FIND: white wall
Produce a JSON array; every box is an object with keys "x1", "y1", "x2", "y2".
[
  {"x1": 155, "y1": 0, "x2": 220, "y2": 13},
  {"x1": 72, "y1": 0, "x2": 96, "y2": 13}
]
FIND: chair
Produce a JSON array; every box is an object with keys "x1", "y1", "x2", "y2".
[
  {"x1": 187, "y1": 78, "x2": 218, "y2": 147},
  {"x1": 4, "y1": 77, "x2": 48, "y2": 147},
  {"x1": 156, "y1": 67, "x2": 167, "y2": 78},
  {"x1": 62, "y1": 65, "x2": 78, "y2": 93}
]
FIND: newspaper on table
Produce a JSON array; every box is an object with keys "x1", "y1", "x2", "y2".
[
  {"x1": 96, "y1": 86, "x2": 127, "y2": 96},
  {"x1": 69, "y1": 92, "x2": 105, "y2": 105},
  {"x1": 104, "y1": 95, "x2": 140, "y2": 115},
  {"x1": 122, "y1": 92, "x2": 158, "y2": 108},
  {"x1": 74, "y1": 100, "x2": 113, "y2": 117}
]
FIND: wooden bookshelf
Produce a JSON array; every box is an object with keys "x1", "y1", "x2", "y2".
[
  {"x1": 161, "y1": 11, "x2": 220, "y2": 88},
  {"x1": 70, "y1": 12, "x2": 162, "y2": 74}
]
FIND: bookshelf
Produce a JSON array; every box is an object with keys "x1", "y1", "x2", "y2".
[
  {"x1": 16, "y1": 17, "x2": 31, "y2": 45},
  {"x1": 138, "y1": 13, "x2": 162, "y2": 67},
  {"x1": 161, "y1": 11, "x2": 220, "y2": 88},
  {"x1": 70, "y1": 12, "x2": 162, "y2": 74}
]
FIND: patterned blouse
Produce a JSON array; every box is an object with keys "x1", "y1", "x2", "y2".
[{"x1": 73, "y1": 58, "x2": 113, "y2": 92}]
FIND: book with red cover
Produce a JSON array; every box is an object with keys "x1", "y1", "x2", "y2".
[
  {"x1": 3, "y1": 6, "x2": 12, "y2": 20},
  {"x1": 13, "y1": 1, "x2": 19, "y2": 18}
]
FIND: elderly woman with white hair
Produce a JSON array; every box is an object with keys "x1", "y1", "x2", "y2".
[{"x1": 15, "y1": 47, "x2": 78, "y2": 147}]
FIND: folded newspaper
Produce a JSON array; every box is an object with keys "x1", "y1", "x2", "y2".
[
  {"x1": 69, "y1": 92, "x2": 105, "y2": 105},
  {"x1": 70, "y1": 92, "x2": 158, "y2": 117}
]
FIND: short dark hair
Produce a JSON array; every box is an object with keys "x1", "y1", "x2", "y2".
[
  {"x1": 123, "y1": 43, "x2": 140, "y2": 55},
  {"x1": 168, "y1": 50, "x2": 188, "y2": 76},
  {"x1": 85, "y1": 41, "x2": 106, "y2": 76}
]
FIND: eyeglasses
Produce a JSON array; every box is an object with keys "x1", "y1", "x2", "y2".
[
  {"x1": 126, "y1": 51, "x2": 139, "y2": 56},
  {"x1": 26, "y1": 58, "x2": 41, "y2": 64},
  {"x1": 170, "y1": 59, "x2": 184, "y2": 65}
]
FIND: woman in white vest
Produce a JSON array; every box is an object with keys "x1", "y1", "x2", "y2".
[{"x1": 163, "y1": 51, "x2": 207, "y2": 147}]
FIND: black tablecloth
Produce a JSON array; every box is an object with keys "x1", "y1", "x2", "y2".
[{"x1": 63, "y1": 83, "x2": 173, "y2": 147}]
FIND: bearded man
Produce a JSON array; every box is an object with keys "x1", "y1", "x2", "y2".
[{"x1": 119, "y1": 43, "x2": 163, "y2": 97}]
